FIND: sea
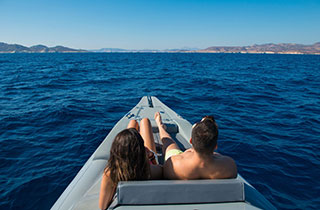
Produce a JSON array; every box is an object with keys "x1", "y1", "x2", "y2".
[{"x1": 0, "y1": 53, "x2": 319, "y2": 210}]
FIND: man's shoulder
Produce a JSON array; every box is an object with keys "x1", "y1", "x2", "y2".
[
  {"x1": 214, "y1": 152, "x2": 235, "y2": 161},
  {"x1": 211, "y1": 153, "x2": 237, "y2": 178}
]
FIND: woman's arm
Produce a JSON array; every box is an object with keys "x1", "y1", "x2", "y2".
[{"x1": 99, "y1": 169, "x2": 116, "y2": 210}]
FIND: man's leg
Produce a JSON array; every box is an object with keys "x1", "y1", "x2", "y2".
[{"x1": 154, "y1": 112, "x2": 180, "y2": 157}]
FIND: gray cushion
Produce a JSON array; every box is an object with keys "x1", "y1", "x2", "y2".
[
  {"x1": 152, "y1": 123, "x2": 178, "y2": 133},
  {"x1": 115, "y1": 179, "x2": 244, "y2": 205}
]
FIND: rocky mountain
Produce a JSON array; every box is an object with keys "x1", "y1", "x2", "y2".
[
  {"x1": 29, "y1": 45, "x2": 49, "y2": 52},
  {"x1": 0, "y1": 42, "x2": 87, "y2": 53},
  {"x1": 2, "y1": 42, "x2": 320, "y2": 54},
  {"x1": 91, "y1": 44, "x2": 320, "y2": 54},
  {"x1": 200, "y1": 43, "x2": 320, "y2": 54}
]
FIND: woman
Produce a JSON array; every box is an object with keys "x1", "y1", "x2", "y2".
[{"x1": 99, "y1": 118, "x2": 162, "y2": 210}]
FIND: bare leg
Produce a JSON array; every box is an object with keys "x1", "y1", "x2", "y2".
[
  {"x1": 139, "y1": 118, "x2": 156, "y2": 152},
  {"x1": 154, "y1": 112, "x2": 180, "y2": 156},
  {"x1": 127, "y1": 119, "x2": 139, "y2": 131}
]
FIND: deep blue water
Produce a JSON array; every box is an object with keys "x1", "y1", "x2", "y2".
[{"x1": 0, "y1": 53, "x2": 319, "y2": 210}]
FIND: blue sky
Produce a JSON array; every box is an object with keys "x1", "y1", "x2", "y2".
[{"x1": 0, "y1": 0, "x2": 319, "y2": 50}]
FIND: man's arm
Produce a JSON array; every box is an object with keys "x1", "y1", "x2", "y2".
[
  {"x1": 219, "y1": 155, "x2": 238, "y2": 179},
  {"x1": 226, "y1": 157, "x2": 238, "y2": 178},
  {"x1": 163, "y1": 157, "x2": 176, "y2": 179},
  {"x1": 150, "y1": 164, "x2": 163, "y2": 180}
]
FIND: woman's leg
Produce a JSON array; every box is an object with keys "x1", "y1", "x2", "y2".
[
  {"x1": 127, "y1": 119, "x2": 139, "y2": 131},
  {"x1": 139, "y1": 118, "x2": 156, "y2": 152},
  {"x1": 154, "y1": 112, "x2": 180, "y2": 155}
]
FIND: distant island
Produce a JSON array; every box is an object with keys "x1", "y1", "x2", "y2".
[
  {"x1": 0, "y1": 42, "x2": 87, "y2": 53},
  {"x1": 1, "y1": 42, "x2": 320, "y2": 54},
  {"x1": 90, "y1": 47, "x2": 200, "y2": 53},
  {"x1": 199, "y1": 43, "x2": 320, "y2": 55}
]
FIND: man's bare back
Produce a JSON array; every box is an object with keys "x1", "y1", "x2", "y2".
[
  {"x1": 163, "y1": 148, "x2": 237, "y2": 180},
  {"x1": 155, "y1": 112, "x2": 237, "y2": 180}
]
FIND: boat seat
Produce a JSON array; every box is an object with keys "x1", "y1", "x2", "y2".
[
  {"x1": 152, "y1": 123, "x2": 179, "y2": 133},
  {"x1": 108, "y1": 179, "x2": 244, "y2": 209}
]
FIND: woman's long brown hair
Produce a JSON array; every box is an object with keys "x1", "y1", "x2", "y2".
[{"x1": 105, "y1": 128, "x2": 150, "y2": 185}]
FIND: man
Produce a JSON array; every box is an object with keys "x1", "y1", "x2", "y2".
[{"x1": 154, "y1": 112, "x2": 237, "y2": 180}]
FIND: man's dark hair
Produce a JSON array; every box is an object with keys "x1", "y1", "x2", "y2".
[{"x1": 191, "y1": 117, "x2": 218, "y2": 154}]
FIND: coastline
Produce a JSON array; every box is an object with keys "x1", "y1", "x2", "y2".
[
  {"x1": 1, "y1": 51, "x2": 320, "y2": 55},
  {"x1": 1, "y1": 42, "x2": 320, "y2": 55}
]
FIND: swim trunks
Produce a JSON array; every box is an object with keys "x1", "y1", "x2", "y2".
[{"x1": 165, "y1": 149, "x2": 183, "y2": 161}]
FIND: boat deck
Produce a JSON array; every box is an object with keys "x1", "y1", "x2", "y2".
[{"x1": 51, "y1": 96, "x2": 276, "y2": 210}]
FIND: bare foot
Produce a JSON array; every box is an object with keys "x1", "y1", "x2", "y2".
[
  {"x1": 154, "y1": 112, "x2": 162, "y2": 126},
  {"x1": 154, "y1": 112, "x2": 166, "y2": 129}
]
